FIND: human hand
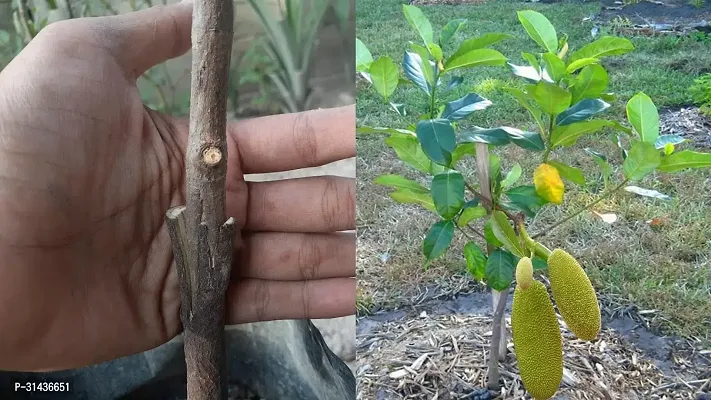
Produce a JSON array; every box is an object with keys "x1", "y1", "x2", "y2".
[{"x1": 0, "y1": 2, "x2": 355, "y2": 372}]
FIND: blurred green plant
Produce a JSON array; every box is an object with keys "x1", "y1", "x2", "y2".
[
  {"x1": 246, "y1": 0, "x2": 331, "y2": 113},
  {"x1": 689, "y1": 0, "x2": 705, "y2": 9},
  {"x1": 689, "y1": 73, "x2": 711, "y2": 117},
  {"x1": 227, "y1": 37, "x2": 281, "y2": 118}
]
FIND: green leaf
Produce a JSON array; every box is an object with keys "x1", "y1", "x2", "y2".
[
  {"x1": 556, "y1": 99, "x2": 610, "y2": 126},
  {"x1": 570, "y1": 64, "x2": 608, "y2": 104},
  {"x1": 370, "y1": 56, "x2": 399, "y2": 101},
  {"x1": 585, "y1": 148, "x2": 613, "y2": 184},
  {"x1": 355, "y1": 38, "x2": 373, "y2": 72},
  {"x1": 568, "y1": 36, "x2": 634, "y2": 64},
  {"x1": 444, "y1": 48, "x2": 507, "y2": 72},
  {"x1": 626, "y1": 92, "x2": 660, "y2": 144},
  {"x1": 624, "y1": 186, "x2": 671, "y2": 201},
  {"x1": 403, "y1": 4, "x2": 434, "y2": 45},
  {"x1": 485, "y1": 250, "x2": 517, "y2": 291},
  {"x1": 658, "y1": 150, "x2": 711, "y2": 172},
  {"x1": 428, "y1": 43, "x2": 443, "y2": 61},
  {"x1": 374, "y1": 174, "x2": 429, "y2": 193},
  {"x1": 623, "y1": 141, "x2": 661, "y2": 181},
  {"x1": 550, "y1": 119, "x2": 615, "y2": 147},
  {"x1": 504, "y1": 185, "x2": 548, "y2": 218},
  {"x1": 507, "y1": 129, "x2": 546, "y2": 151},
  {"x1": 501, "y1": 163, "x2": 523, "y2": 188},
  {"x1": 410, "y1": 42, "x2": 430, "y2": 61},
  {"x1": 547, "y1": 161, "x2": 585, "y2": 185},
  {"x1": 502, "y1": 87, "x2": 544, "y2": 130},
  {"x1": 385, "y1": 133, "x2": 432, "y2": 174},
  {"x1": 439, "y1": 18, "x2": 468, "y2": 47},
  {"x1": 464, "y1": 242, "x2": 487, "y2": 281},
  {"x1": 532, "y1": 257, "x2": 548, "y2": 270},
  {"x1": 542, "y1": 52, "x2": 566, "y2": 83},
  {"x1": 423, "y1": 220, "x2": 455, "y2": 267},
  {"x1": 458, "y1": 127, "x2": 511, "y2": 146},
  {"x1": 444, "y1": 76, "x2": 464, "y2": 91},
  {"x1": 358, "y1": 126, "x2": 416, "y2": 136},
  {"x1": 390, "y1": 102, "x2": 409, "y2": 117},
  {"x1": 654, "y1": 134, "x2": 685, "y2": 149},
  {"x1": 416, "y1": 119, "x2": 457, "y2": 166},
  {"x1": 458, "y1": 204, "x2": 487, "y2": 227},
  {"x1": 451, "y1": 142, "x2": 477, "y2": 165},
  {"x1": 517, "y1": 10, "x2": 558, "y2": 53},
  {"x1": 403, "y1": 51, "x2": 433, "y2": 95},
  {"x1": 448, "y1": 33, "x2": 510, "y2": 61},
  {"x1": 431, "y1": 171, "x2": 466, "y2": 219},
  {"x1": 441, "y1": 93, "x2": 492, "y2": 121},
  {"x1": 490, "y1": 211, "x2": 523, "y2": 257},
  {"x1": 389, "y1": 189, "x2": 436, "y2": 212},
  {"x1": 484, "y1": 219, "x2": 504, "y2": 247},
  {"x1": 566, "y1": 57, "x2": 599, "y2": 74},
  {"x1": 521, "y1": 52, "x2": 540, "y2": 71},
  {"x1": 529, "y1": 81, "x2": 571, "y2": 115}
]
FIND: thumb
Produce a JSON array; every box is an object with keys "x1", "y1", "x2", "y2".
[{"x1": 89, "y1": 2, "x2": 194, "y2": 78}]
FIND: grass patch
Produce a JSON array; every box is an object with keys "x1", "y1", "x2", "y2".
[{"x1": 356, "y1": 0, "x2": 711, "y2": 344}]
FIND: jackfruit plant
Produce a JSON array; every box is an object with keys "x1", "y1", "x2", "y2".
[{"x1": 356, "y1": 5, "x2": 711, "y2": 399}]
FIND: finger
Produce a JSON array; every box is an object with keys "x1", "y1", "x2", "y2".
[
  {"x1": 170, "y1": 106, "x2": 355, "y2": 173},
  {"x1": 237, "y1": 232, "x2": 355, "y2": 280},
  {"x1": 245, "y1": 176, "x2": 355, "y2": 232},
  {"x1": 81, "y1": 3, "x2": 193, "y2": 77},
  {"x1": 225, "y1": 278, "x2": 356, "y2": 324},
  {"x1": 234, "y1": 106, "x2": 355, "y2": 174}
]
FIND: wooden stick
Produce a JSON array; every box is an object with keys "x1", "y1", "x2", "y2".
[
  {"x1": 165, "y1": 0, "x2": 236, "y2": 398},
  {"x1": 475, "y1": 143, "x2": 507, "y2": 391}
]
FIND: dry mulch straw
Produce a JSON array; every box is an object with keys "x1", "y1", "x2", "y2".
[
  {"x1": 659, "y1": 107, "x2": 711, "y2": 149},
  {"x1": 356, "y1": 290, "x2": 710, "y2": 400}
]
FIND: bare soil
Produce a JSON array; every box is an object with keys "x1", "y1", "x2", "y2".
[
  {"x1": 356, "y1": 283, "x2": 711, "y2": 400},
  {"x1": 601, "y1": 0, "x2": 711, "y2": 28}
]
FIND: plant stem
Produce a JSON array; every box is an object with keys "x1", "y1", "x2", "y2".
[
  {"x1": 429, "y1": 73, "x2": 438, "y2": 118},
  {"x1": 165, "y1": 0, "x2": 236, "y2": 399},
  {"x1": 532, "y1": 178, "x2": 629, "y2": 239},
  {"x1": 464, "y1": 181, "x2": 522, "y2": 226},
  {"x1": 542, "y1": 114, "x2": 555, "y2": 163}
]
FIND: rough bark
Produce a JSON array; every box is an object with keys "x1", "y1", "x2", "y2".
[{"x1": 165, "y1": 0, "x2": 236, "y2": 399}]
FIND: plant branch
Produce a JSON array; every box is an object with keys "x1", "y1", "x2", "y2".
[
  {"x1": 542, "y1": 114, "x2": 555, "y2": 163},
  {"x1": 532, "y1": 178, "x2": 629, "y2": 239},
  {"x1": 464, "y1": 180, "x2": 522, "y2": 227},
  {"x1": 164, "y1": 0, "x2": 236, "y2": 399}
]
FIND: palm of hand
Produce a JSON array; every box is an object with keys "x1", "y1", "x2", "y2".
[
  {"x1": 0, "y1": 20, "x2": 245, "y2": 370},
  {"x1": 0, "y1": 5, "x2": 355, "y2": 372}
]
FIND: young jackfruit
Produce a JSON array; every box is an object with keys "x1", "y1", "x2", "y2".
[
  {"x1": 548, "y1": 249, "x2": 601, "y2": 341},
  {"x1": 512, "y1": 279, "x2": 563, "y2": 400},
  {"x1": 515, "y1": 257, "x2": 534, "y2": 290}
]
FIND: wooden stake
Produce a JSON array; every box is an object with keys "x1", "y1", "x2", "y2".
[
  {"x1": 165, "y1": 0, "x2": 236, "y2": 398},
  {"x1": 475, "y1": 143, "x2": 508, "y2": 391}
]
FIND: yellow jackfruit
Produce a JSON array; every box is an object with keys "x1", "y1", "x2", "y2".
[
  {"x1": 512, "y1": 279, "x2": 563, "y2": 400},
  {"x1": 548, "y1": 249, "x2": 601, "y2": 341},
  {"x1": 516, "y1": 257, "x2": 534, "y2": 290}
]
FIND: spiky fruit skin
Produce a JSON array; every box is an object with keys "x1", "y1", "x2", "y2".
[
  {"x1": 548, "y1": 249, "x2": 601, "y2": 341},
  {"x1": 512, "y1": 280, "x2": 563, "y2": 400},
  {"x1": 516, "y1": 257, "x2": 534, "y2": 290}
]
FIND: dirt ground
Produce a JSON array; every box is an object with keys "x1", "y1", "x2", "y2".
[
  {"x1": 356, "y1": 283, "x2": 711, "y2": 400},
  {"x1": 601, "y1": 0, "x2": 711, "y2": 27}
]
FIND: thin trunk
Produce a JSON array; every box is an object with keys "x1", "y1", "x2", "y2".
[{"x1": 165, "y1": 0, "x2": 237, "y2": 399}]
